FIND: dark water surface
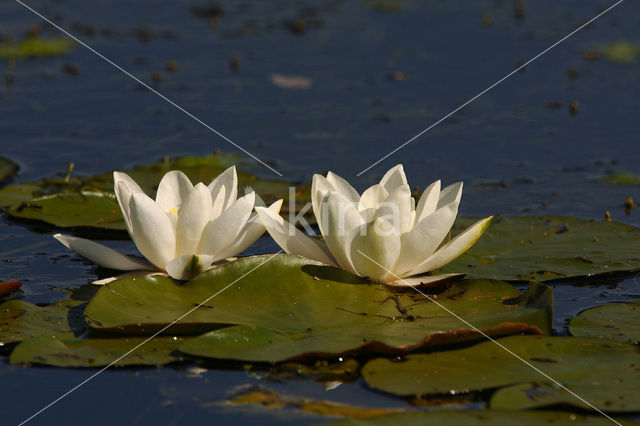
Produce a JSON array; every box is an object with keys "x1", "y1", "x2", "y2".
[{"x1": 1, "y1": 0, "x2": 640, "y2": 424}]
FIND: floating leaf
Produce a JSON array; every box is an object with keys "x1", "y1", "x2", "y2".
[
  {"x1": 10, "y1": 336, "x2": 187, "y2": 367},
  {"x1": 598, "y1": 41, "x2": 640, "y2": 65},
  {"x1": 569, "y1": 302, "x2": 640, "y2": 344},
  {"x1": 8, "y1": 191, "x2": 125, "y2": 230},
  {"x1": 0, "y1": 300, "x2": 85, "y2": 345},
  {"x1": 325, "y1": 410, "x2": 636, "y2": 426},
  {"x1": 0, "y1": 37, "x2": 74, "y2": 59},
  {"x1": 436, "y1": 216, "x2": 640, "y2": 281},
  {"x1": 228, "y1": 386, "x2": 401, "y2": 419},
  {"x1": 85, "y1": 254, "x2": 551, "y2": 361},
  {"x1": 362, "y1": 335, "x2": 639, "y2": 411},
  {"x1": 0, "y1": 183, "x2": 42, "y2": 208},
  {"x1": 490, "y1": 367, "x2": 640, "y2": 412},
  {"x1": 0, "y1": 157, "x2": 19, "y2": 183},
  {"x1": 0, "y1": 153, "x2": 309, "y2": 229},
  {"x1": 601, "y1": 172, "x2": 640, "y2": 186}
]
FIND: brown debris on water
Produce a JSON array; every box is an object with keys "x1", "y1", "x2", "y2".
[{"x1": 166, "y1": 59, "x2": 179, "y2": 73}]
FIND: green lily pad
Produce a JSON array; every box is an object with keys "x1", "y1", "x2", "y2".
[
  {"x1": 569, "y1": 302, "x2": 640, "y2": 344},
  {"x1": 0, "y1": 300, "x2": 85, "y2": 345},
  {"x1": 0, "y1": 157, "x2": 19, "y2": 183},
  {"x1": 436, "y1": 216, "x2": 640, "y2": 281},
  {"x1": 324, "y1": 410, "x2": 637, "y2": 426},
  {"x1": 10, "y1": 336, "x2": 187, "y2": 367},
  {"x1": 0, "y1": 153, "x2": 309, "y2": 229},
  {"x1": 85, "y1": 254, "x2": 551, "y2": 361},
  {"x1": 8, "y1": 191, "x2": 126, "y2": 230},
  {"x1": 0, "y1": 37, "x2": 74, "y2": 59},
  {"x1": 0, "y1": 183, "x2": 42, "y2": 208},
  {"x1": 598, "y1": 41, "x2": 640, "y2": 65},
  {"x1": 362, "y1": 335, "x2": 639, "y2": 410},
  {"x1": 490, "y1": 367, "x2": 640, "y2": 412}
]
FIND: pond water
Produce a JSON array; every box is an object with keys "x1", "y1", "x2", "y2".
[{"x1": 1, "y1": 0, "x2": 640, "y2": 424}]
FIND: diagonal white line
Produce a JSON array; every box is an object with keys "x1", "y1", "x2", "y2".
[
  {"x1": 18, "y1": 251, "x2": 283, "y2": 426},
  {"x1": 14, "y1": 0, "x2": 283, "y2": 177},
  {"x1": 355, "y1": 250, "x2": 622, "y2": 426},
  {"x1": 357, "y1": 0, "x2": 625, "y2": 176}
]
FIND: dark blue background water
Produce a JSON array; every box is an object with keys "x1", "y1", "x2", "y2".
[{"x1": 1, "y1": 0, "x2": 640, "y2": 424}]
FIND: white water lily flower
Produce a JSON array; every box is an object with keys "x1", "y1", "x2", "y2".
[
  {"x1": 54, "y1": 166, "x2": 282, "y2": 283},
  {"x1": 256, "y1": 164, "x2": 492, "y2": 286}
]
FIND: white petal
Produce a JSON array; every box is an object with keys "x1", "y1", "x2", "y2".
[
  {"x1": 165, "y1": 254, "x2": 215, "y2": 280},
  {"x1": 386, "y1": 273, "x2": 465, "y2": 287},
  {"x1": 375, "y1": 183, "x2": 413, "y2": 235},
  {"x1": 414, "y1": 180, "x2": 441, "y2": 225},
  {"x1": 53, "y1": 233, "x2": 151, "y2": 271},
  {"x1": 129, "y1": 192, "x2": 177, "y2": 269},
  {"x1": 215, "y1": 199, "x2": 283, "y2": 260},
  {"x1": 155, "y1": 170, "x2": 194, "y2": 213},
  {"x1": 437, "y1": 182, "x2": 463, "y2": 209},
  {"x1": 208, "y1": 166, "x2": 238, "y2": 214},
  {"x1": 395, "y1": 201, "x2": 459, "y2": 275},
  {"x1": 199, "y1": 192, "x2": 255, "y2": 257},
  {"x1": 175, "y1": 183, "x2": 213, "y2": 256},
  {"x1": 326, "y1": 171, "x2": 360, "y2": 202},
  {"x1": 311, "y1": 174, "x2": 335, "y2": 236},
  {"x1": 113, "y1": 171, "x2": 144, "y2": 231},
  {"x1": 210, "y1": 185, "x2": 227, "y2": 221},
  {"x1": 379, "y1": 164, "x2": 408, "y2": 192},
  {"x1": 358, "y1": 184, "x2": 388, "y2": 211},
  {"x1": 92, "y1": 270, "x2": 164, "y2": 285},
  {"x1": 256, "y1": 206, "x2": 337, "y2": 267},
  {"x1": 348, "y1": 217, "x2": 401, "y2": 282},
  {"x1": 407, "y1": 216, "x2": 493, "y2": 276},
  {"x1": 320, "y1": 191, "x2": 363, "y2": 274}
]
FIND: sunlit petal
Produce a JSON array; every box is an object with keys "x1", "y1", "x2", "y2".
[
  {"x1": 199, "y1": 192, "x2": 255, "y2": 258},
  {"x1": 358, "y1": 184, "x2": 388, "y2": 211},
  {"x1": 321, "y1": 191, "x2": 363, "y2": 274},
  {"x1": 155, "y1": 170, "x2": 193, "y2": 213},
  {"x1": 113, "y1": 171, "x2": 144, "y2": 231},
  {"x1": 326, "y1": 171, "x2": 360, "y2": 202},
  {"x1": 395, "y1": 202, "x2": 459, "y2": 275},
  {"x1": 208, "y1": 166, "x2": 238, "y2": 214},
  {"x1": 176, "y1": 183, "x2": 213, "y2": 256},
  {"x1": 437, "y1": 182, "x2": 463, "y2": 209},
  {"x1": 414, "y1": 180, "x2": 441, "y2": 225},
  {"x1": 53, "y1": 233, "x2": 151, "y2": 271},
  {"x1": 256, "y1": 206, "x2": 337, "y2": 267},
  {"x1": 214, "y1": 199, "x2": 283, "y2": 261},
  {"x1": 129, "y1": 192, "x2": 176, "y2": 269},
  {"x1": 407, "y1": 216, "x2": 493, "y2": 276},
  {"x1": 348, "y1": 217, "x2": 401, "y2": 282},
  {"x1": 379, "y1": 164, "x2": 408, "y2": 192}
]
